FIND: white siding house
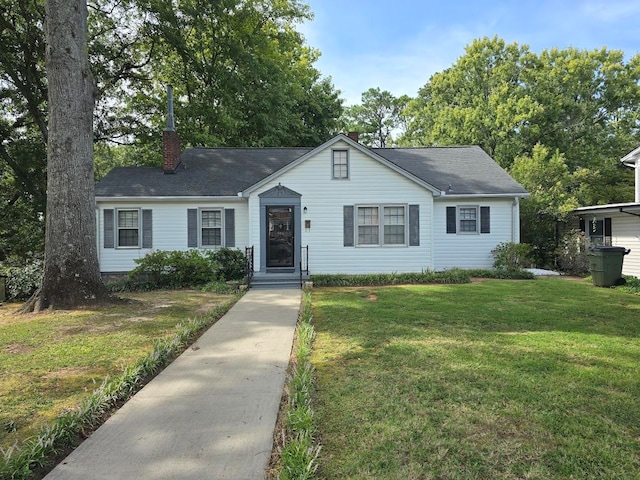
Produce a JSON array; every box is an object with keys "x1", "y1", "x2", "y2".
[
  {"x1": 574, "y1": 146, "x2": 640, "y2": 279},
  {"x1": 95, "y1": 132, "x2": 528, "y2": 277}
]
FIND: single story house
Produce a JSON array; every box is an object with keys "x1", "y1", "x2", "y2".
[
  {"x1": 574, "y1": 146, "x2": 640, "y2": 278},
  {"x1": 94, "y1": 94, "x2": 528, "y2": 277}
]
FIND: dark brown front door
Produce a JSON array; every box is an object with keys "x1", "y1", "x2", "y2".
[{"x1": 267, "y1": 206, "x2": 294, "y2": 267}]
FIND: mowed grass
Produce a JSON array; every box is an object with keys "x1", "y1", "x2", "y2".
[
  {"x1": 311, "y1": 278, "x2": 640, "y2": 479},
  {"x1": 0, "y1": 290, "x2": 234, "y2": 451}
]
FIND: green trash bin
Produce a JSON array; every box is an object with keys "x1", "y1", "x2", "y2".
[{"x1": 588, "y1": 246, "x2": 630, "y2": 287}]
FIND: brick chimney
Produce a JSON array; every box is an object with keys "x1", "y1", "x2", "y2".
[
  {"x1": 163, "y1": 85, "x2": 181, "y2": 174},
  {"x1": 347, "y1": 131, "x2": 359, "y2": 143}
]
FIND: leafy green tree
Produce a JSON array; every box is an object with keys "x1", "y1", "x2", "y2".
[
  {"x1": 1, "y1": 0, "x2": 342, "y2": 260},
  {"x1": 402, "y1": 36, "x2": 540, "y2": 167},
  {"x1": 135, "y1": 0, "x2": 342, "y2": 148},
  {"x1": 521, "y1": 47, "x2": 640, "y2": 172},
  {"x1": 509, "y1": 144, "x2": 580, "y2": 266},
  {"x1": 341, "y1": 88, "x2": 409, "y2": 147}
]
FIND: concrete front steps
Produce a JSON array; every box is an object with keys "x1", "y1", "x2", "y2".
[{"x1": 250, "y1": 271, "x2": 310, "y2": 289}]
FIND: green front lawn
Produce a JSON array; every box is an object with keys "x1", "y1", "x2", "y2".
[
  {"x1": 0, "y1": 290, "x2": 235, "y2": 452},
  {"x1": 311, "y1": 278, "x2": 640, "y2": 479}
]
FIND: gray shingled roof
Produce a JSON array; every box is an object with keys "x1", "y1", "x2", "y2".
[
  {"x1": 95, "y1": 143, "x2": 527, "y2": 198},
  {"x1": 372, "y1": 146, "x2": 527, "y2": 195},
  {"x1": 95, "y1": 148, "x2": 312, "y2": 197}
]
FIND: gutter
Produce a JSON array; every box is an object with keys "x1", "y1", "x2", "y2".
[
  {"x1": 95, "y1": 196, "x2": 247, "y2": 202},
  {"x1": 434, "y1": 193, "x2": 530, "y2": 199},
  {"x1": 619, "y1": 207, "x2": 640, "y2": 219}
]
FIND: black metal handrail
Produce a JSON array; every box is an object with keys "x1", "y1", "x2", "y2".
[
  {"x1": 299, "y1": 245, "x2": 309, "y2": 288},
  {"x1": 245, "y1": 246, "x2": 254, "y2": 287}
]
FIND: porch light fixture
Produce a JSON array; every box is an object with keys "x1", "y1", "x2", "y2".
[{"x1": 303, "y1": 206, "x2": 308, "y2": 214}]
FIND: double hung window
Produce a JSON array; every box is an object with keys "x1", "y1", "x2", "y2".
[
  {"x1": 117, "y1": 209, "x2": 140, "y2": 247},
  {"x1": 201, "y1": 209, "x2": 222, "y2": 247},
  {"x1": 356, "y1": 205, "x2": 406, "y2": 246},
  {"x1": 332, "y1": 149, "x2": 349, "y2": 179}
]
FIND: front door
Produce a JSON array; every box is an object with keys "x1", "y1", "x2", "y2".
[{"x1": 267, "y1": 206, "x2": 294, "y2": 267}]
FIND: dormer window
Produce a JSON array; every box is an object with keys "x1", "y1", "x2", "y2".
[{"x1": 332, "y1": 149, "x2": 349, "y2": 179}]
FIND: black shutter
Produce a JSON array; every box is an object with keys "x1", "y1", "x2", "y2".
[
  {"x1": 480, "y1": 206, "x2": 490, "y2": 234},
  {"x1": 142, "y1": 210, "x2": 152, "y2": 248},
  {"x1": 446, "y1": 206, "x2": 456, "y2": 234},
  {"x1": 409, "y1": 205, "x2": 420, "y2": 246},
  {"x1": 187, "y1": 209, "x2": 198, "y2": 247},
  {"x1": 344, "y1": 206, "x2": 354, "y2": 246},
  {"x1": 104, "y1": 209, "x2": 114, "y2": 248},
  {"x1": 225, "y1": 209, "x2": 235, "y2": 247},
  {"x1": 579, "y1": 217, "x2": 585, "y2": 233}
]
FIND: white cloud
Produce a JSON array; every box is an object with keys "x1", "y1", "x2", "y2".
[{"x1": 581, "y1": 0, "x2": 640, "y2": 22}]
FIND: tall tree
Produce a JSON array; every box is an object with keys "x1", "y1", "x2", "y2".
[
  {"x1": 402, "y1": 36, "x2": 540, "y2": 167},
  {"x1": 402, "y1": 36, "x2": 640, "y2": 173},
  {"x1": 0, "y1": 0, "x2": 154, "y2": 258},
  {"x1": 21, "y1": 0, "x2": 111, "y2": 311},
  {"x1": 135, "y1": 0, "x2": 342, "y2": 148},
  {"x1": 341, "y1": 88, "x2": 409, "y2": 147}
]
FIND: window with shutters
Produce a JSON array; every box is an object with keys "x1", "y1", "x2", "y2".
[
  {"x1": 117, "y1": 209, "x2": 140, "y2": 247},
  {"x1": 446, "y1": 205, "x2": 490, "y2": 234},
  {"x1": 201, "y1": 209, "x2": 223, "y2": 247}
]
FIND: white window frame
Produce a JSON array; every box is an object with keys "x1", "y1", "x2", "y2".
[
  {"x1": 116, "y1": 208, "x2": 141, "y2": 248},
  {"x1": 332, "y1": 149, "x2": 349, "y2": 179},
  {"x1": 199, "y1": 208, "x2": 224, "y2": 248},
  {"x1": 383, "y1": 205, "x2": 407, "y2": 245},
  {"x1": 457, "y1": 205, "x2": 479, "y2": 234},
  {"x1": 356, "y1": 204, "x2": 407, "y2": 247},
  {"x1": 356, "y1": 205, "x2": 379, "y2": 246}
]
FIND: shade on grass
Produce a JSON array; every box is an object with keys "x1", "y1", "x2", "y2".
[{"x1": 311, "y1": 279, "x2": 640, "y2": 479}]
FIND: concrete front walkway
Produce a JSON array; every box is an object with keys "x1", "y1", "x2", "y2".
[{"x1": 44, "y1": 289, "x2": 302, "y2": 480}]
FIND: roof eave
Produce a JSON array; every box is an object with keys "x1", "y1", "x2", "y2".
[
  {"x1": 620, "y1": 145, "x2": 640, "y2": 167},
  {"x1": 574, "y1": 202, "x2": 640, "y2": 214},
  {"x1": 95, "y1": 195, "x2": 246, "y2": 202}
]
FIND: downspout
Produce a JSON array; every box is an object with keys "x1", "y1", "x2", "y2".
[
  {"x1": 512, "y1": 198, "x2": 520, "y2": 243},
  {"x1": 635, "y1": 160, "x2": 640, "y2": 203}
]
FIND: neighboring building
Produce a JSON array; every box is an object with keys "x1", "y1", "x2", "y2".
[
  {"x1": 574, "y1": 146, "x2": 640, "y2": 278},
  {"x1": 94, "y1": 92, "x2": 528, "y2": 277}
]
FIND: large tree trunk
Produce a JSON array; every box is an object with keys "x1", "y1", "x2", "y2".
[{"x1": 21, "y1": 0, "x2": 113, "y2": 312}]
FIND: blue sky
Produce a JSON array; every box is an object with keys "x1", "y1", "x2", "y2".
[{"x1": 300, "y1": 0, "x2": 640, "y2": 105}]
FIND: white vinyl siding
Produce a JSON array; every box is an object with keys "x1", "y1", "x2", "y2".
[
  {"x1": 98, "y1": 201, "x2": 248, "y2": 273},
  {"x1": 597, "y1": 213, "x2": 640, "y2": 278},
  {"x1": 434, "y1": 199, "x2": 517, "y2": 270},
  {"x1": 248, "y1": 140, "x2": 432, "y2": 274}
]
